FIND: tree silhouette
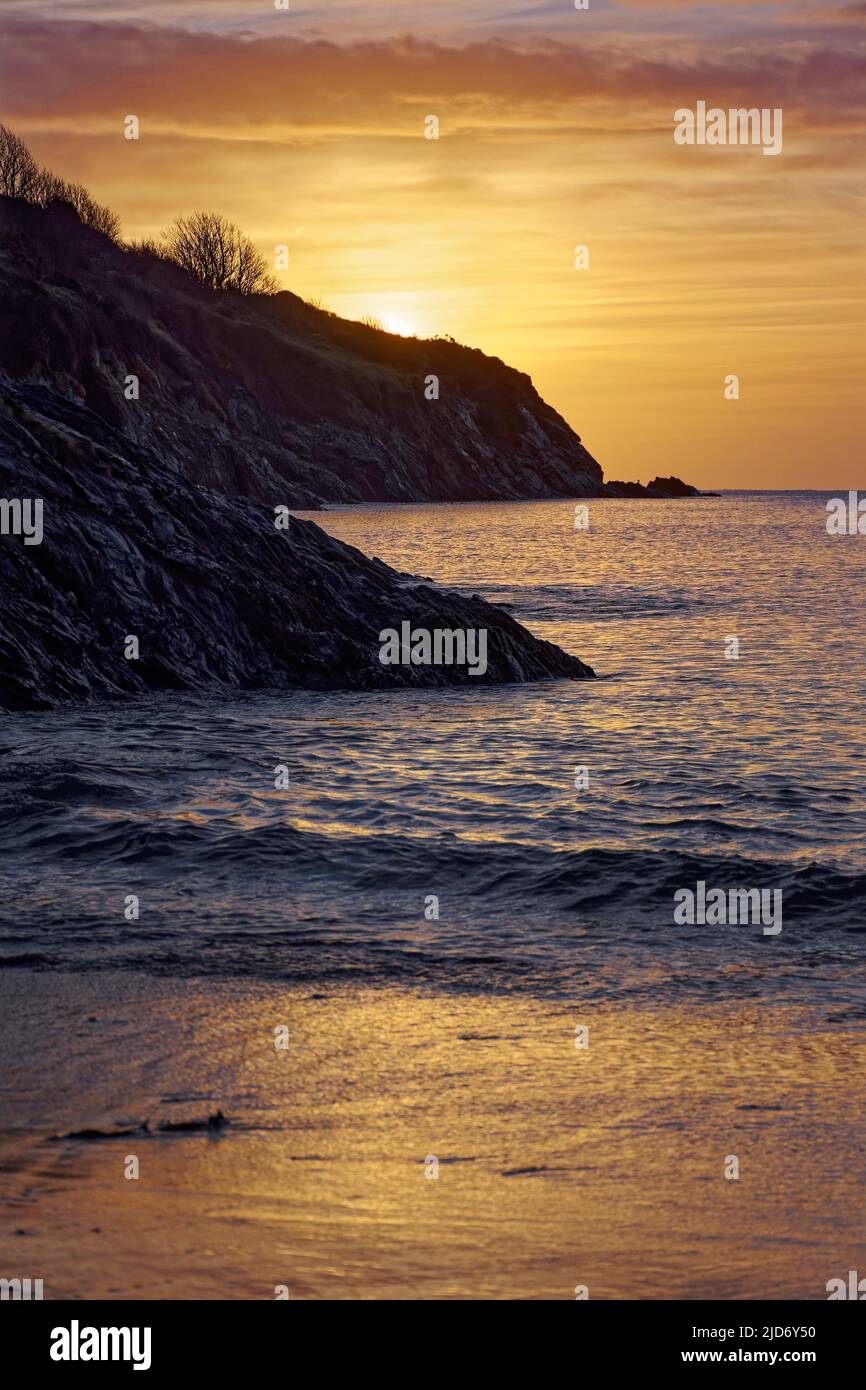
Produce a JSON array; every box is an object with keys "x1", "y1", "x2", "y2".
[
  {"x1": 33, "y1": 169, "x2": 121, "y2": 240},
  {"x1": 0, "y1": 126, "x2": 120, "y2": 240},
  {"x1": 0, "y1": 124, "x2": 39, "y2": 199},
  {"x1": 0, "y1": 125, "x2": 275, "y2": 292},
  {"x1": 161, "y1": 211, "x2": 277, "y2": 294}
]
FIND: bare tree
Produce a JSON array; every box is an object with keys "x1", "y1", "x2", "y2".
[
  {"x1": 0, "y1": 124, "x2": 39, "y2": 199},
  {"x1": 0, "y1": 125, "x2": 278, "y2": 276},
  {"x1": 161, "y1": 211, "x2": 277, "y2": 294},
  {"x1": 1, "y1": 129, "x2": 120, "y2": 240},
  {"x1": 63, "y1": 181, "x2": 121, "y2": 240},
  {"x1": 126, "y1": 236, "x2": 163, "y2": 257},
  {"x1": 31, "y1": 167, "x2": 68, "y2": 206},
  {"x1": 38, "y1": 174, "x2": 117, "y2": 237}
]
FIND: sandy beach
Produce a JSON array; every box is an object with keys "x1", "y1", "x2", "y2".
[{"x1": 1, "y1": 969, "x2": 862, "y2": 1300}]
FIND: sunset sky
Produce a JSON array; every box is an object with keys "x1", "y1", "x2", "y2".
[{"x1": 1, "y1": 0, "x2": 864, "y2": 488}]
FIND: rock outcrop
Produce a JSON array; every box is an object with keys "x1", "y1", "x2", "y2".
[
  {"x1": 0, "y1": 379, "x2": 595, "y2": 710},
  {"x1": 603, "y1": 474, "x2": 713, "y2": 498}
]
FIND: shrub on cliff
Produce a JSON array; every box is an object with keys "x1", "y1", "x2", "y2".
[
  {"x1": 161, "y1": 210, "x2": 277, "y2": 295},
  {"x1": 0, "y1": 124, "x2": 119, "y2": 242}
]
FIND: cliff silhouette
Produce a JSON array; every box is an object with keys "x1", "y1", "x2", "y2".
[
  {"x1": 0, "y1": 195, "x2": 607, "y2": 507},
  {"x1": 0, "y1": 193, "x2": 604, "y2": 709},
  {"x1": 0, "y1": 160, "x2": 705, "y2": 709}
]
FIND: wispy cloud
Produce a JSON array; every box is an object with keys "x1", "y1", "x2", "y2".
[{"x1": 2, "y1": 19, "x2": 864, "y2": 131}]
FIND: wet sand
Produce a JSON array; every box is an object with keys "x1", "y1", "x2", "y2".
[{"x1": 0, "y1": 970, "x2": 862, "y2": 1299}]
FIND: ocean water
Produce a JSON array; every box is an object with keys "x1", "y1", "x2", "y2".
[{"x1": 1, "y1": 491, "x2": 864, "y2": 1010}]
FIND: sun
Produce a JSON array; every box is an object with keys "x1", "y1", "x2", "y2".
[{"x1": 378, "y1": 313, "x2": 417, "y2": 338}]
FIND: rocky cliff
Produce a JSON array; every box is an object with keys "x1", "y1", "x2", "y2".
[
  {"x1": 0, "y1": 194, "x2": 602, "y2": 711},
  {"x1": 0, "y1": 377, "x2": 595, "y2": 710},
  {"x1": 0, "y1": 196, "x2": 604, "y2": 508}
]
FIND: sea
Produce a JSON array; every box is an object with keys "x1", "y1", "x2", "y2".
[{"x1": 1, "y1": 491, "x2": 864, "y2": 1014}]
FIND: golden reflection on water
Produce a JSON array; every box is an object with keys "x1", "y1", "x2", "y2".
[{"x1": 2, "y1": 973, "x2": 863, "y2": 1299}]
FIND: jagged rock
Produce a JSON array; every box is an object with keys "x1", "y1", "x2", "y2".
[
  {"x1": 603, "y1": 475, "x2": 714, "y2": 498},
  {"x1": 0, "y1": 380, "x2": 595, "y2": 710}
]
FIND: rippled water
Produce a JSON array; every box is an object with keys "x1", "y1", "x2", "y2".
[{"x1": 2, "y1": 492, "x2": 864, "y2": 1008}]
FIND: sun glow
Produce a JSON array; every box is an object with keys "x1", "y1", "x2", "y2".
[{"x1": 377, "y1": 313, "x2": 417, "y2": 338}]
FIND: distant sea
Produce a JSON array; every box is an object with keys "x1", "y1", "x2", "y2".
[{"x1": 2, "y1": 491, "x2": 864, "y2": 1013}]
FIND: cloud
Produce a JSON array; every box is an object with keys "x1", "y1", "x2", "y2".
[
  {"x1": 793, "y1": 1, "x2": 866, "y2": 22},
  {"x1": 610, "y1": 0, "x2": 784, "y2": 6},
  {"x1": 1, "y1": 17, "x2": 864, "y2": 135}
]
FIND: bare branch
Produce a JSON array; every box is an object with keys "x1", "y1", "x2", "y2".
[{"x1": 161, "y1": 211, "x2": 277, "y2": 294}]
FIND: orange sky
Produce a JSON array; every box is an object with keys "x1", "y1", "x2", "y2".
[{"x1": 1, "y1": 1, "x2": 864, "y2": 488}]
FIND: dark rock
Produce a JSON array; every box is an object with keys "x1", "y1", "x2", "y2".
[
  {"x1": 51, "y1": 1123, "x2": 149, "y2": 1142},
  {"x1": 0, "y1": 379, "x2": 595, "y2": 710},
  {"x1": 51, "y1": 1113, "x2": 230, "y2": 1140},
  {"x1": 602, "y1": 480, "x2": 644, "y2": 497},
  {"x1": 603, "y1": 474, "x2": 716, "y2": 498},
  {"x1": 647, "y1": 474, "x2": 701, "y2": 497},
  {"x1": 157, "y1": 1110, "x2": 228, "y2": 1134}
]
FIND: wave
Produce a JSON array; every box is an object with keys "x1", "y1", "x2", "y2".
[
  {"x1": 462, "y1": 582, "x2": 715, "y2": 624},
  {"x1": 2, "y1": 817, "x2": 863, "y2": 1006},
  {"x1": 2, "y1": 819, "x2": 863, "y2": 920}
]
